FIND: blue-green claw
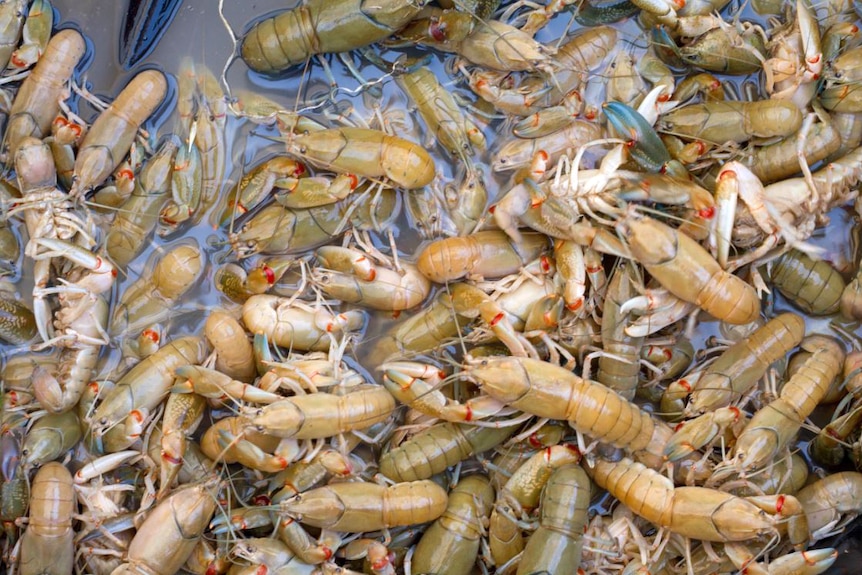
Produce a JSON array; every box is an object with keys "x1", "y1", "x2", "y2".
[
  {"x1": 575, "y1": 0, "x2": 639, "y2": 25},
  {"x1": 650, "y1": 25, "x2": 684, "y2": 68},
  {"x1": 254, "y1": 332, "x2": 273, "y2": 376},
  {"x1": 603, "y1": 101, "x2": 672, "y2": 173}
]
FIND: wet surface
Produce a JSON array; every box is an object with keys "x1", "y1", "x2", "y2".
[{"x1": 17, "y1": 0, "x2": 862, "y2": 572}]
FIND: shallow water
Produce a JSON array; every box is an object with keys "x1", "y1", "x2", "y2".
[{"x1": 11, "y1": 0, "x2": 862, "y2": 572}]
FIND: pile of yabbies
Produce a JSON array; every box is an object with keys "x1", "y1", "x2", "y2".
[{"x1": 8, "y1": 0, "x2": 862, "y2": 573}]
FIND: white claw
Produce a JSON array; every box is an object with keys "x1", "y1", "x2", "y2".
[
  {"x1": 771, "y1": 547, "x2": 836, "y2": 575},
  {"x1": 636, "y1": 85, "x2": 677, "y2": 126},
  {"x1": 713, "y1": 169, "x2": 739, "y2": 270},
  {"x1": 625, "y1": 300, "x2": 697, "y2": 337},
  {"x1": 30, "y1": 238, "x2": 109, "y2": 271},
  {"x1": 74, "y1": 450, "x2": 141, "y2": 484},
  {"x1": 619, "y1": 289, "x2": 676, "y2": 315},
  {"x1": 29, "y1": 238, "x2": 116, "y2": 295},
  {"x1": 32, "y1": 284, "x2": 54, "y2": 344},
  {"x1": 619, "y1": 295, "x2": 650, "y2": 316}
]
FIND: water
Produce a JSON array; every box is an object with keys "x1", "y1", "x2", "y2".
[{"x1": 12, "y1": 0, "x2": 862, "y2": 573}]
